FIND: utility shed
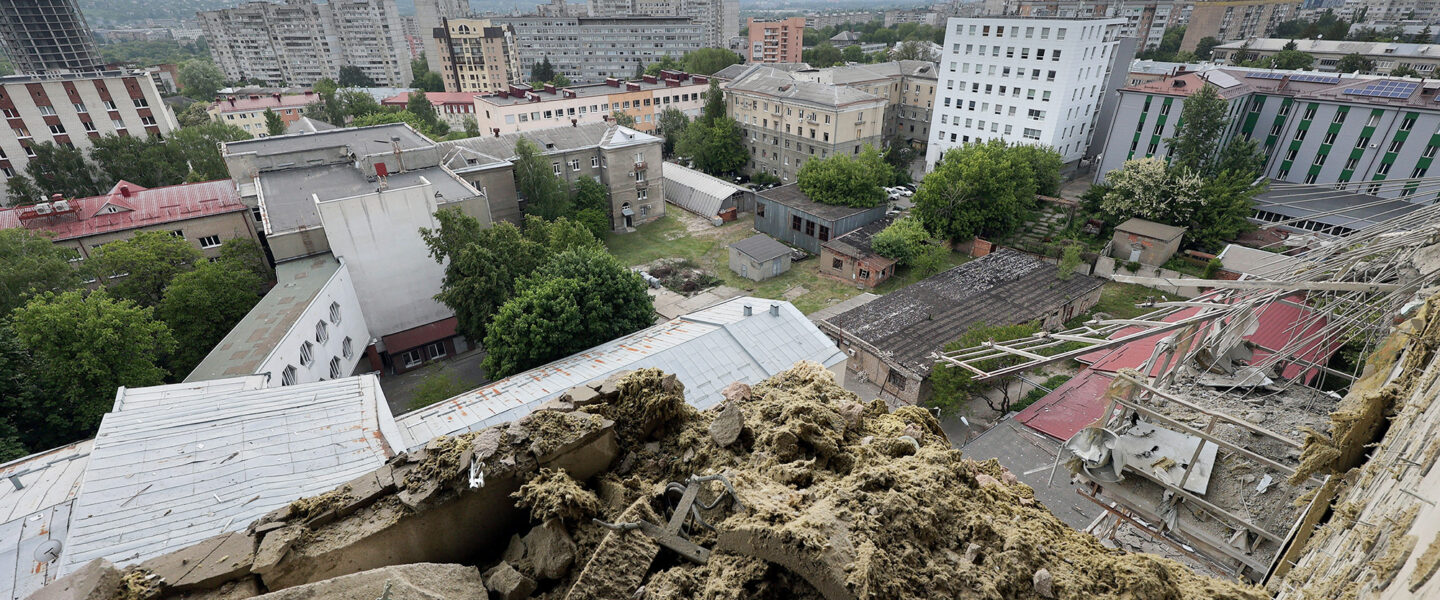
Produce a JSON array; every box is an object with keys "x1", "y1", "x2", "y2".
[
  {"x1": 753, "y1": 183, "x2": 887, "y2": 254},
  {"x1": 729, "y1": 234, "x2": 793, "y2": 281},
  {"x1": 1110, "y1": 218, "x2": 1186, "y2": 266},
  {"x1": 819, "y1": 216, "x2": 898, "y2": 288},
  {"x1": 818, "y1": 248, "x2": 1104, "y2": 405},
  {"x1": 663, "y1": 161, "x2": 750, "y2": 221}
]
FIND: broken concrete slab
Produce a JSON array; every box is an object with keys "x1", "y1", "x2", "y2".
[
  {"x1": 502, "y1": 534, "x2": 526, "y2": 564},
  {"x1": 537, "y1": 397, "x2": 576, "y2": 413},
  {"x1": 137, "y1": 529, "x2": 255, "y2": 591},
  {"x1": 560, "y1": 384, "x2": 603, "y2": 407},
  {"x1": 484, "y1": 562, "x2": 536, "y2": 600},
  {"x1": 709, "y1": 402, "x2": 744, "y2": 447},
  {"x1": 721, "y1": 381, "x2": 751, "y2": 403},
  {"x1": 181, "y1": 576, "x2": 261, "y2": 600},
  {"x1": 251, "y1": 563, "x2": 486, "y2": 600},
  {"x1": 28, "y1": 558, "x2": 121, "y2": 600},
  {"x1": 563, "y1": 499, "x2": 662, "y2": 600},
  {"x1": 335, "y1": 466, "x2": 395, "y2": 518},
  {"x1": 252, "y1": 525, "x2": 304, "y2": 581},
  {"x1": 716, "y1": 525, "x2": 859, "y2": 600},
  {"x1": 523, "y1": 518, "x2": 577, "y2": 580}
]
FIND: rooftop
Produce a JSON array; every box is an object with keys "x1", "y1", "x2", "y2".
[
  {"x1": 662, "y1": 161, "x2": 746, "y2": 218},
  {"x1": 0, "y1": 69, "x2": 142, "y2": 85},
  {"x1": 60, "y1": 375, "x2": 398, "y2": 572},
  {"x1": 211, "y1": 92, "x2": 318, "y2": 113},
  {"x1": 1216, "y1": 243, "x2": 1306, "y2": 278},
  {"x1": 440, "y1": 123, "x2": 659, "y2": 172},
  {"x1": 756, "y1": 183, "x2": 881, "y2": 221},
  {"x1": 822, "y1": 248, "x2": 1104, "y2": 376},
  {"x1": 804, "y1": 60, "x2": 938, "y2": 86},
  {"x1": 724, "y1": 65, "x2": 885, "y2": 108},
  {"x1": 380, "y1": 91, "x2": 482, "y2": 106},
  {"x1": 185, "y1": 254, "x2": 345, "y2": 382},
  {"x1": 1115, "y1": 217, "x2": 1186, "y2": 241},
  {"x1": 731, "y1": 233, "x2": 792, "y2": 262},
  {"x1": 1254, "y1": 181, "x2": 1429, "y2": 235},
  {"x1": 257, "y1": 165, "x2": 476, "y2": 234},
  {"x1": 394, "y1": 297, "x2": 844, "y2": 450},
  {"x1": 0, "y1": 180, "x2": 247, "y2": 242},
  {"x1": 1122, "y1": 66, "x2": 1440, "y2": 109},
  {"x1": 285, "y1": 116, "x2": 338, "y2": 134},
  {"x1": 1215, "y1": 37, "x2": 1440, "y2": 58},
  {"x1": 0, "y1": 440, "x2": 92, "y2": 599},
  {"x1": 223, "y1": 123, "x2": 434, "y2": 159},
  {"x1": 475, "y1": 75, "x2": 707, "y2": 107},
  {"x1": 711, "y1": 62, "x2": 811, "y2": 81},
  {"x1": 822, "y1": 216, "x2": 895, "y2": 261}
]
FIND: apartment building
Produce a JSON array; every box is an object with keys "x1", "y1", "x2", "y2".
[
  {"x1": 725, "y1": 65, "x2": 888, "y2": 183},
  {"x1": 1003, "y1": 1, "x2": 1186, "y2": 50},
  {"x1": 797, "y1": 60, "x2": 941, "y2": 146},
  {"x1": 746, "y1": 17, "x2": 806, "y2": 64},
  {"x1": 806, "y1": 12, "x2": 879, "y2": 28},
  {"x1": 415, "y1": 0, "x2": 470, "y2": 74},
  {"x1": 200, "y1": 0, "x2": 411, "y2": 87},
  {"x1": 1340, "y1": 0, "x2": 1436, "y2": 23},
  {"x1": 1214, "y1": 38, "x2": 1440, "y2": 77},
  {"x1": 1180, "y1": 0, "x2": 1300, "y2": 51},
  {"x1": 585, "y1": 0, "x2": 740, "y2": 49},
  {"x1": 1093, "y1": 68, "x2": 1440, "y2": 205},
  {"x1": 0, "y1": 70, "x2": 176, "y2": 202},
  {"x1": 432, "y1": 18, "x2": 520, "y2": 94},
  {"x1": 0, "y1": 0, "x2": 102, "y2": 74},
  {"x1": 381, "y1": 91, "x2": 479, "y2": 129},
  {"x1": 927, "y1": 16, "x2": 1128, "y2": 167},
  {"x1": 207, "y1": 92, "x2": 318, "y2": 135},
  {"x1": 471, "y1": 71, "x2": 709, "y2": 134},
  {"x1": 495, "y1": 16, "x2": 704, "y2": 84}
]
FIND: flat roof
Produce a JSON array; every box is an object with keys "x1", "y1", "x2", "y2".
[
  {"x1": 61, "y1": 375, "x2": 397, "y2": 572},
  {"x1": 0, "y1": 440, "x2": 92, "y2": 599},
  {"x1": 757, "y1": 183, "x2": 879, "y2": 221},
  {"x1": 394, "y1": 297, "x2": 844, "y2": 450},
  {"x1": 224, "y1": 123, "x2": 433, "y2": 159},
  {"x1": 1254, "y1": 181, "x2": 1430, "y2": 234},
  {"x1": 477, "y1": 76, "x2": 706, "y2": 107},
  {"x1": 185, "y1": 254, "x2": 343, "y2": 382},
  {"x1": 825, "y1": 249, "x2": 1104, "y2": 377},
  {"x1": 258, "y1": 165, "x2": 475, "y2": 234}
]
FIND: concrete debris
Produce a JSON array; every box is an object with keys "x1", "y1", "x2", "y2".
[
  {"x1": 29, "y1": 558, "x2": 122, "y2": 600},
  {"x1": 1032, "y1": 568, "x2": 1054, "y2": 598},
  {"x1": 721, "y1": 381, "x2": 751, "y2": 403},
  {"x1": 709, "y1": 402, "x2": 744, "y2": 447},
  {"x1": 513, "y1": 468, "x2": 602, "y2": 523},
  {"x1": 523, "y1": 518, "x2": 578, "y2": 580},
  {"x1": 485, "y1": 562, "x2": 537, "y2": 600},
  {"x1": 503, "y1": 534, "x2": 527, "y2": 564},
  {"x1": 252, "y1": 563, "x2": 486, "y2": 600}
]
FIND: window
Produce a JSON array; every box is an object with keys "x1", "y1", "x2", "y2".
[
  {"x1": 329, "y1": 357, "x2": 342, "y2": 379},
  {"x1": 103, "y1": 100, "x2": 117, "y2": 111},
  {"x1": 198, "y1": 235, "x2": 221, "y2": 248},
  {"x1": 426, "y1": 341, "x2": 447, "y2": 360},
  {"x1": 299, "y1": 341, "x2": 314, "y2": 366},
  {"x1": 819, "y1": 225, "x2": 830, "y2": 241},
  {"x1": 37, "y1": 105, "x2": 55, "y2": 116},
  {"x1": 1332, "y1": 110, "x2": 1346, "y2": 124},
  {"x1": 832, "y1": 258, "x2": 843, "y2": 269},
  {"x1": 1389, "y1": 139, "x2": 1404, "y2": 153},
  {"x1": 756, "y1": 202, "x2": 765, "y2": 217},
  {"x1": 804, "y1": 220, "x2": 815, "y2": 237},
  {"x1": 73, "y1": 102, "x2": 87, "y2": 113},
  {"x1": 48, "y1": 123, "x2": 65, "y2": 134},
  {"x1": 1401, "y1": 115, "x2": 1417, "y2": 130},
  {"x1": 591, "y1": 156, "x2": 599, "y2": 168},
  {"x1": 1302, "y1": 105, "x2": 1316, "y2": 120},
  {"x1": 316, "y1": 320, "x2": 329, "y2": 343},
  {"x1": 552, "y1": 162, "x2": 561, "y2": 175},
  {"x1": 1323, "y1": 132, "x2": 1337, "y2": 145},
  {"x1": 569, "y1": 158, "x2": 580, "y2": 171},
  {"x1": 342, "y1": 337, "x2": 354, "y2": 359},
  {"x1": 281, "y1": 366, "x2": 297, "y2": 386},
  {"x1": 402, "y1": 348, "x2": 423, "y2": 368},
  {"x1": 791, "y1": 215, "x2": 801, "y2": 231},
  {"x1": 859, "y1": 268, "x2": 870, "y2": 279}
]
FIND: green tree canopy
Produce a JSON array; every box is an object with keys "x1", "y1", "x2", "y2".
[
  {"x1": 264, "y1": 108, "x2": 286, "y2": 136},
  {"x1": 170, "y1": 122, "x2": 253, "y2": 181},
  {"x1": 0, "y1": 326, "x2": 39, "y2": 460},
  {"x1": 178, "y1": 59, "x2": 225, "y2": 100},
  {"x1": 482, "y1": 247, "x2": 652, "y2": 378},
  {"x1": 514, "y1": 137, "x2": 571, "y2": 220},
  {"x1": 796, "y1": 145, "x2": 890, "y2": 208},
  {"x1": 1166, "y1": 84, "x2": 1228, "y2": 175},
  {"x1": 1194, "y1": 37, "x2": 1222, "y2": 60},
  {"x1": 1336, "y1": 53, "x2": 1376, "y2": 73},
  {"x1": 893, "y1": 40, "x2": 938, "y2": 61},
  {"x1": 643, "y1": 56, "x2": 683, "y2": 76},
  {"x1": 531, "y1": 57, "x2": 556, "y2": 84},
  {"x1": 1390, "y1": 65, "x2": 1420, "y2": 78},
  {"x1": 682, "y1": 48, "x2": 742, "y2": 75},
  {"x1": 571, "y1": 177, "x2": 612, "y2": 239},
  {"x1": 929, "y1": 321, "x2": 1042, "y2": 416},
  {"x1": 1269, "y1": 49, "x2": 1316, "y2": 70},
  {"x1": 158, "y1": 261, "x2": 265, "y2": 378},
  {"x1": 338, "y1": 65, "x2": 377, "y2": 87},
  {"x1": 842, "y1": 45, "x2": 865, "y2": 63},
  {"x1": 870, "y1": 216, "x2": 930, "y2": 265},
  {"x1": 86, "y1": 230, "x2": 204, "y2": 306},
  {"x1": 9, "y1": 290, "x2": 175, "y2": 446},
  {"x1": 655, "y1": 107, "x2": 690, "y2": 157},
  {"x1": 177, "y1": 101, "x2": 212, "y2": 127},
  {"x1": 16, "y1": 142, "x2": 106, "y2": 201},
  {"x1": 0, "y1": 228, "x2": 80, "y2": 315},
  {"x1": 803, "y1": 43, "x2": 844, "y2": 68},
  {"x1": 610, "y1": 110, "x2": 636, "y2": 127},
  {"x1": 914, "y1": 140, "x2": 1057, "y2": 241},
  {"x1": 678, "y1": 117, "x2": 747, "y2": 176}
]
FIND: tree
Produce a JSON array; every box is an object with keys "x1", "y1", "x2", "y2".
[
  {"x1": 352, "y1": 109, "x2": 448, "y2": 138},
  {"x1": 0, "y1": 228, "x2": 80, "y2": 315},
  {"x1": 4, "y1": 174, "x2": 43, "y2": 206},
  {"x1": 481, "y1": 247, "x2": 652, "y2": 378},
  {"x1": 643, "y1": 56, "x2": 683, "y2": 76},
  {"x1": 842, "y1": 45, "x2": 865, "y2": 63},
  {"x1": 170, "y1": 122, "x2": 252, "y2": 181},
  {"x1": 1336, "y1": 53, "x2": 1376, "y2": 73},
  {"x1": 610, "y1": 110, "x2": 636, "y2": 127},
  {"x1": 677, "y1": 117, "x2": 748, "y2": 176},
  {"x1": 914, "y1": 140, "x2": 1048, "y2": 242},
  {"x1": 158, "y1": 261, "x2": 264, "y2": 377},
  {"x1": 796, "y1": 145, "x2": 890, "y2": 208},
  {"x1": 1008, "y1": 144, "x2": 1064, "y2": 196},
  {"x1": 19, "y1": 142, "x2": 106, "y2": 199},
  {"x1": 86, "y1": 231, "x2": 204, "y2": 306},
  {"x1": 264, "y1": 108, "x2": 285, "y2": 136},
  {"x1": 1057, "y1": 242, "x2": 1083, "y2": 280},
  {"x1": 217, "y1": 237, "x2": 271, "y2": 280},
  {"x1": 1270, "y1": 49, "x2": 1315, "y2": 70},
  {"x1": 551, "y1": 73, "x2": 572, "y2": 88},
  {"x1": 9, "y1": 290, "x2": 175, "y2": 446},
  {"x1": 871, "y1": 216, "x2": 929, "y2": 265},
  {"x1": 1100, "y1": 158, "x2": 1206, "y2": 224},
  {"x1": 1390, "y1": 65, "x2": 1421, "y2": 78},
  {"x1": 178, "y1": 59, "x2": 225, "y2": 101},
  {"x1": 700, "y1": 79, "x2": 726, "y2": 124},
  {"x1": 91, "y1": 134, "x2": 180, "y2": 187},
  {"x1": 570, "y1": 177, "x2": 612, "y2": 239},
  {"x1": 338, "y1": 65, "x2": 377, "y2": 87},
  {"x1": 1194, "y1": 37, "x2": 1222, "y2": 61},
  {"x1": 514, "y1": 137, "x2": 571, "y2": 220},
  {"x1": 0, "y1": 327, "x2": 39, "y2": 460},
  {"x1": 1166, "y1": 84, "x2": 1228, "y2": 175},
  {"x1": 893, "y1": 40, "x2": 938, "y2": 62},
  {"x1": 682, "y1": 48, "x2": 741, "y2": 75},
  {"x1": 803, "y1": 43, "x2": 843, "y2": 68},
  {"x1": 412, "y1": 70, "x2": 445, "y2": 92},
  {"x1": 177, "y1": 101, "x2": 212, "y2": 127},
  {"x1": 655, "y1": 107, "x2": 690, "y2": 157},
  {"x1": 929, "y1": 321, "x2": 1041, "y2": 416},
  {"x1": 406, "y1": 91, "x2": 442, "y2": 131},
  {"x1": 882, "y1": 137, "x2": 918, "y2": 185},
  {"x1": 531, "y1": 57, "x2": 556, "y2": 84}
]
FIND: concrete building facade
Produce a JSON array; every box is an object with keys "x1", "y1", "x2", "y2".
[
  {"x1": 927, "y1": 16, "x2": 1128, "y2": 167},
  {"x1": 415, "y1": 0, "x2": 470, "y2": 74},
  {"x1": 495, "y1": 15, "x2": 704, "y2": 84},
  {"x1": 381, "y1": 91, "x2": 480, "y2": 129},
  {"x1": 432, "y1": 18, "x2": 521, "y2": 94},
  {"x1": 1213, "y1": 38, "x2": 1440, "y2": 77},
  {"x1": 1093, "y1": 67, "x2": 1440, "y2": 202},
  {"x1": 0, "y1": 0, "x2": 102, "y2": 74},
  {"x1": 584, "y1": 0, "x2": 739, "y2": 49},
  {"x1": 797, "y1": 60, "x2": 941, "y2": 147},
  {"x1": 1002, "y1": 1, "x2": 1185, "y2": 52},
  {"x1": 1179, "y1": 0, "x2": 1300, "y2": 51},
  {"x1": 746, "y1": 17, "x2": 805, "y2": 64},
  {"x1": 0, "y1": 70, "x2": 176, "y2": 202},
  {"x1": 725, "y1": 65, "x2": 888, "y2": 183},
  {"x1": 207, "y1": 92, "x2": 318, "y2": 136},
  {"x1": 200, "y1": 0, "x2": 412, "y2": 87},
  {"x1": 470, "y1": 72, "x2": 708, "y2": 134}
]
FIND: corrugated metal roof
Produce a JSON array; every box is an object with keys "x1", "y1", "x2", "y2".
[
  {"x1": 395, "y1": 297, "x2": 845, "y2": 450},
  {"x1": 0, "y1": 180, "x2": 247, "y2": 242},
  {"x1": 60, "y1": 375, "x2": 397, "y2": 573},
  {"x1": 0, "y1": 441, "x2": 91, "y2": 600},
  {"x1": 662, "y1": 162, "x2": 744, "y2": 218},
  {"x1": 730, "y1": 234, "x2": 791, "y2": 262}
]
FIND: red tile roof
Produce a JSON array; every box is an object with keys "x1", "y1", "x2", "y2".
[
  {"x1": 214, "y1": 93, "x2": 317, "y2": 113},
  {"x1": 0, "y1": 180, "x2": 247, "y2": 241}
]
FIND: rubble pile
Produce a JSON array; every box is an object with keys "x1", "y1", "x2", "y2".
[{"x1": 36, "y1": 363, "x2": 1265, "y2": 600}]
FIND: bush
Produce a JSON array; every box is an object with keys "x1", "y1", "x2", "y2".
[
  {"x1": 1203, "y1": 257, "x2": 1224, "y2": 279},
  {"x1": 871, "y1": 216, "x2": 929, "y2": 265},
  {"x1": 911, "y1": 243, "x2": 951, "y2": 277},
  {"x1": 1057, "y1": 242, "x2": 1083, "y2": 280},
  {"x1": 1124, "y1": 260, "x2": 1142, "y2": 273}
]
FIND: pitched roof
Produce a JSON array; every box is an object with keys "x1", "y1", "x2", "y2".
[
  {"x1": 394, "y1": 297, "x2": 844, "y2": 450},
  {"x1": 724, "y1": 65, "x2": 885, "y2": 108},
  {"x1": 0, "y1": 180, "x2": 247, "y2": 242},
  {"x1": 1115, "y1": 217, "x2": 1186, "y2": 241},
  {"x1": 756, "y1": 183, "x2": 880, "y2": 221},
  {"x1": 731, "y1": 233, "x2": 792, "y2": 261},
  {"x1": 663, "y1": 161, "x2": 745, "y2": 217},
  {"x1": 822, "y1": 216, "x2": 894, "y2": 260},
  {"x1": 211, "y1": 92, "x2": 317, "y2": 113},
  {"x1": 440, "y1": 123, "x2": 659, "y2": 174},
  {"x1": 0, "y1": 440, "x2": 92, "y2": 599},
  {"x1": 381, "y1": 91, "x2": 481, "y2": 106},
  {"x1": 60, "y1": 375, "x2": 397, "y2": 572},
  {"x1": 824, "y1": 249, "x2": 1104, "y2": 377}
]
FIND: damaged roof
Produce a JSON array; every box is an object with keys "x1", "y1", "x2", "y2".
[
  {"x1": 60, "y1": 375, "x2": 400, "y2": 573},
  {"x1": 824, "y1": 249, "x2": 1104, "y2": 377},
  {"x1": 394, "y1": 297, "x2": 844, "y2": 450},
  {"x1": 0, "y1": 440, "x2": 92, "y2": 599},
  {"x1": 822, "y1": 216, "x2": 894, "y2": 261}
]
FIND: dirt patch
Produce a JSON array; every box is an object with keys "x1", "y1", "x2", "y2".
[{"x1": 641, "y1": 258, "x2": 723, "y2": 296}]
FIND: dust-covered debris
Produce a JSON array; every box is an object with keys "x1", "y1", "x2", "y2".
[
  {"x1": 514, "y1": 468, "x2": 603, "y2": 523},
  {"x1": 116, "y1": 568, "x2": 161, "y2": 600}
]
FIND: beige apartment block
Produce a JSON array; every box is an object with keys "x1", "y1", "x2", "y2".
[
  {"x1": 433, "y1": 18, "x2": 520, "y2": 94},
  {"x1": 1180, "y1": 0, "x2": 1300, "y2": 51},
  {"x1": 472, "y1": 72, "x2": 709, "y2": 135}
]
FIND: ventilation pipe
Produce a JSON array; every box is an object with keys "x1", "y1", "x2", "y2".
[{"x1": 743, "y1": 304, "x2": 753, "y2": 316}]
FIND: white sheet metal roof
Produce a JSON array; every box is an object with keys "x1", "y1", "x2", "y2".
[
  {"x1": 1218, "y1": 244, "x2": 1307, "y2": 279},
  {"x1": 395, "y1": 297, "x2": 845, "y2": 450},
  {"x1": 662, "y1": 162, "x2": 744, "y2": 218},
  {"x1": 60, "y1": 375, "x2": 398, "y2": 573},
  {"x1": 0, "y1": 440, "x2": 91, "y2": 600}
]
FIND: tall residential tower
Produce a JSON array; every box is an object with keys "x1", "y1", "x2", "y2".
[{"x1": 0, "y1": 0, "x2": 102, "y2": 73}]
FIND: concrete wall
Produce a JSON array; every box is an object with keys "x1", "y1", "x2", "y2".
[
  {"x1": 1093, "y1": 255, "x2": 1203, "y2": 297},
  {"x1": 454, "y1": 165, "x2": 522, "y2": 225},
  {"x1": 63, "y1": 210, "x2": 259, "y2": 265},
  {"x1": 728, "y1": 246, "x2": 790, "y2": 281},
  {"x1": 601, "y1": 141, "x2": 665, "y2": 230},
  {"x1": 315, "y1": 179, "x2": 459, "y2": 339},
  {"x1": 267, "y1": 227, "x2": 333, "y2": 263},
  {"x1": 1109, "y1": 229, "x2": 1182, "y2": 266},
  {"x1": 258, "y1": 262, "x2": 373, "y2": 386}
]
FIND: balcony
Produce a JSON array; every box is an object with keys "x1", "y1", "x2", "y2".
[
  {"x1": 635, "y1": 179, "x2": 648, "y2": 190},
  {"x1": 634, "y1": 161, "x2": 646, "y2": 171}
]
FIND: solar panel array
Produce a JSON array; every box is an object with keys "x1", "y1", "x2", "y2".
[
  {"x1": 1343, "y1": 81, "x2": 1419, "y2": 98},
  {"x1": 1246, "y1": 72, "x2": 1286, "y2": 80},
  {"x1": 1290, "y1": 74, "x2": 1342, "y2": 84}
]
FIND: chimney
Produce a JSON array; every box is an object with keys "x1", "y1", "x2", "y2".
[
  {"x1": 304, "y1": 90, "x2": 314, "y2": 96},
  {"x1": 498, "y1": 90, "x2": 509, "y2": 98},
  {"x1": 743, "y1": 304, "x2": 752, "y2": 316},
  {"x1": 227, "y1": 96, "x2": 236, "y2": 106},
  {"x1": 543, "y1": 83, "x2": 556, "y2": 94},
  {"x1": 642, "y1": 75, "x2": 657, "y2": 84},
  {"x1": 769, "y1": 304, "x2": 779, "y2": 317},
  {"x1": 51, "y1": 193, "x2": 64, "y2": 202},
  {"x1": 249, "y1": 94, "x2": 259, "y2": 100},
  {"x1": 693, "y1": 75, "x2": 708, "y2": 85},
  {"x1": 571, "y1": 118, "x2": 577, "y2": 127},
  {"x1": 117, "y1": 186, "x2": 129, "y2": 198},
  {"x1": 272, "y1": 92, "x2": 281, "y2": 102},
  {"x1": 626, "y1": 82, "x2": 640, "y2": 91},
  {"x1": 492, "y1": 127, "x2": 500, "y2": 137},
  {"x1": 605, "y1": 77, "x2": 620, "y2": 87},
  {"x1": 665, "y1": 79, "x2": 680, "y2": 87}
]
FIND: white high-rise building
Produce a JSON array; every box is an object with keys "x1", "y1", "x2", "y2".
[{"x1": 926, "y1": 16, "x2": 1126, "y2": 168}]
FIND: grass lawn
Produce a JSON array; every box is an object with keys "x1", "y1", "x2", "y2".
[{"x1": 606, "y1": 211, "x2": 970, "y2": 315}]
